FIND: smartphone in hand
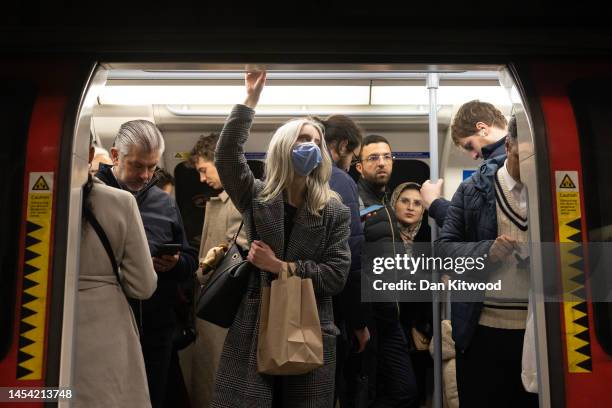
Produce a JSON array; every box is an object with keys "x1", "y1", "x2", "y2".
[
  {"x1": 157, "y1": 243, "x2": 181, "y2": 256},
  {"x1": 360, "y1": 204, "x2": 384, "y2": 220}
]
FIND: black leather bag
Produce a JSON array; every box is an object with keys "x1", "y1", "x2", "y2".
[
  {"x1": 172, "y1": 280, "x2": 197, "y2": 351},
  {"x1": 196, "y1": 221, "x2": 253, "y2": 328}
]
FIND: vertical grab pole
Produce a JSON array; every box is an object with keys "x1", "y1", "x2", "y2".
[{"x1": 427, "y1": 73, "x2": 443, "y2": 408}]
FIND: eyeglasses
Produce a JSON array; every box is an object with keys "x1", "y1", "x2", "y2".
[
  {"x1": 363, "y1": 153, "x2": 395, "y2": 164},
  {"x1": 397, "y1": 197, "x2": 422, "y2": 206}
]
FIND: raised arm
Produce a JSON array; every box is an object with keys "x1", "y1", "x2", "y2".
[
  {"x1": 429, "y1": 198, "x2": 450, "y2": 228},
  {"x1": 421, "y1": 179, "x2": 448, "y2": 228},
  {"x1": 215, "y1": 71, "x2": 267, "y2": 213}
]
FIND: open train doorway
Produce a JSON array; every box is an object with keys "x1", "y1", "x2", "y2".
[{"x1": 54, "y1": 63, "x2": 548, "y2": 407}]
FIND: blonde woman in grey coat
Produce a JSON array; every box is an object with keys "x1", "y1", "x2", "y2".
[
  {"x1": 73, "y1": 144, "x2": 157, "y2": 407},
  {"x1": 210, "y1": 71, "x2": 351, "y2": 408}
]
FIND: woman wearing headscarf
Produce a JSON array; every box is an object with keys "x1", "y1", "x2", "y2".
[
  {"x1": 210, "y1": 71, "x2": 351, "y2": 408},
  {"x1": 391, "y1": 181, "x2": 433, "y2": 407}
]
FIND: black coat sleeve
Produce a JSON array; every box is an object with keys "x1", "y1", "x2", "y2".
[
  {"x1": 330, "y1": 175, "x2": 370, "y2": 330},
  {"x1": 436, "y1": 183, "x2": 493, "y2": 260},
  {"x1": 163, "y1": 204, "x2": 198, "y2": 282},
  {"x1": 429, "y1": 198, "x2": 450, "y2": 228}
]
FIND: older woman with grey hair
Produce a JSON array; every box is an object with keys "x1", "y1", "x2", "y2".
[{"x1": 210, "y1": 71, "x2": 351, "y2": 408}]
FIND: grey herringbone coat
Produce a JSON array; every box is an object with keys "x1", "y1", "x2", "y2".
[{"x1": 210, "y1": 104, "x2": 351, "y2": 408}]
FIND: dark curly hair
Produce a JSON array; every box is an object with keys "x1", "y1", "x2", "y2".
[
  {"x1": 315, "y1": 114, "x2": 364, "y2": 153},
  {"x1": 189, "y1": 132, "x2": 220, "y2": 166}
]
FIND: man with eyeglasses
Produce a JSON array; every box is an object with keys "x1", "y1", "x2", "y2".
[
  {"x1": 421, "y1": 100, "x2": 510, "y2": 227},
  {"x1": 96, "y1": 119, "x2": 198, "y2": 408},
  {"x1": 356, "y1": 134, "x2": 419, "y2": 408}
]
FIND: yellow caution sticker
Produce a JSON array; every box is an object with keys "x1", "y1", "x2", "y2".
[
  {"x1": 559, "y1": 174, "x2": 577, "y2": 189},
  {"x1": 17, "y1": 172, "x2": 54, "y2": 380},
  {"x1": 555, "y1": 171, "x2": 591, "y2": 373},
  {"x1": 32, "y1": 176, "x2": 50, "y2": 191},
  {"x1": 174, "y1": 152, "x2": 190, "y2": 160}
]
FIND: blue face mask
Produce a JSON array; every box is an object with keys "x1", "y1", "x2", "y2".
[{"x1": 292, "y1": 142, "x2": 322, "y2": 176}]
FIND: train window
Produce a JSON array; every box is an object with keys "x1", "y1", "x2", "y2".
[
  {"x1": 0, "y1": 81, "x2": 37, "y2": 359},
  {"x1": 569, "y1": 79, "x2": 612, "y2": 356},
  {"x1": 174, "y1": 159, "x2": 265, "y2": 248}
]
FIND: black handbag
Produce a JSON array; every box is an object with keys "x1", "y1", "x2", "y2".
[
  {"x1": 196, "y1": 220, "x2": 253, "y2": 328},
  {"x1": 172, "y1": 280, "x2": 197, "y2": 351}
]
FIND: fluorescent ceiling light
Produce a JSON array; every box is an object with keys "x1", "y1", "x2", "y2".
[
  {"x1": 98, "y1": 85, "x2": 370, "y2": 105},
  {"x1": 166, "y1": 105, "x2": 431, "y2": 117},
  {"x1": 98, "y1": 84, "x2": 512, "y2": 107},
  {"x1": 107, "y1": 69, "x2": 501, "y2": 81},
  {"x1": 371, "y1": 86, "x2": 512, "y2": 106}
]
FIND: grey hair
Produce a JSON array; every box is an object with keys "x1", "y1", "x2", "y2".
[
  {"x1": 113, "y1": 120, "x2": 165, "y2": 158},
  {"x1": 507, "y1": 115, "x2": 518, "y2": 143},
  {"x1": 260, "y1": 118, "x2": 340, "y2": 215}
]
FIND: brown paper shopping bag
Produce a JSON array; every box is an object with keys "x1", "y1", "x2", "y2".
[{"x1": 257, "y1": 268, "x2": 324, "y2": 375}]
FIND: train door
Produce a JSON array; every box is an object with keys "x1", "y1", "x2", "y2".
[
  {"x1": 519, "y1": 62, "x2": 612, "y2": 408},
  {"x1": 0, "y1": 61, "x2": 97, "y2": 407},
  {"x1": 87, "y1": 64, "x2": 545, "y2": 408}
]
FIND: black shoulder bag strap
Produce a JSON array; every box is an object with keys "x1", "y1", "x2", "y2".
[
  {"x1": 83, "y1": 206, "x2": 122, "y2": 288},
  {"x1": 231, "y1": 220, "x2": 244, "y2": 244}
]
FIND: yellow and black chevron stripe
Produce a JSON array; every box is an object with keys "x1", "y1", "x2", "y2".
[
  {"x1": 16, "y1": 218, "x2": 50, "y2": 380},
  {"x1": 560, "y1": 217, "x2": 592, "y2": 373}
]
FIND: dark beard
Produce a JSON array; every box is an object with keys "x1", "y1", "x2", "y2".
[{"x1": 364, "y1": 173, "x2": 389, "y2": 189}]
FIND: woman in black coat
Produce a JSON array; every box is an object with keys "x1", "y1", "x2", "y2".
[{"x1": 391, "y1": 181, "x2": 433, "y2": 406}]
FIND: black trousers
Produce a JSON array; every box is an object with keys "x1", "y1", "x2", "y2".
[
  {"x1": 164, "y1": 349, "x2": 191, "y2": 408},
  {"x1": 336, "y1": 333, "x2": 369, "y2": 408},
  {"x1": 369, "y1": 320, "x2": 419, "y2": 408},
  {"x1": 141, "y1": 325, "x2": 175, "y2": 408},
  {"x1": 411, "y1": 350, "x2": 432, "y2": 406},
  {"x1": 455, "y1": 324, "x2": 539, "y2": 408}
]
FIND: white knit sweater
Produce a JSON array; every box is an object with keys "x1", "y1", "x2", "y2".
[{"x1": 479, "y1": 169, "x2": 529, "y2": 330}]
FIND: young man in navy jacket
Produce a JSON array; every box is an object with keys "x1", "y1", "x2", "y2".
[
  {"x1": 438, "y1": 118, "x2": 537, "y2": 407},
  {"x1": 421, "y1": 100, "x2": 510, "y2": 227}
]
